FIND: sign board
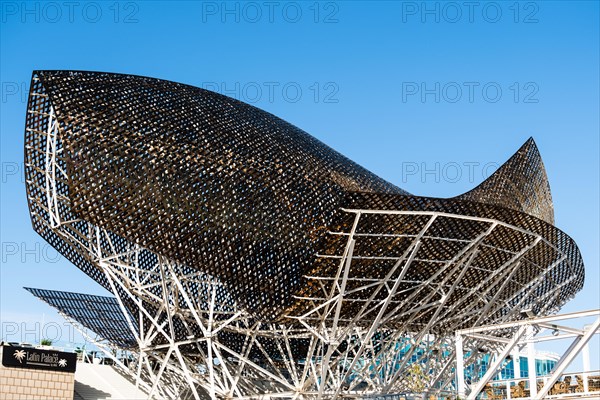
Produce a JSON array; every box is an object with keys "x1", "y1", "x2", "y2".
[{"x1": 1, "y1": 345, "x2": 77, "y2": 373}]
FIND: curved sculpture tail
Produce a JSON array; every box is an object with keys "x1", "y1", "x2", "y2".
[{"x1": 455, "y1": 137, "x2": 554, "y2": 225}]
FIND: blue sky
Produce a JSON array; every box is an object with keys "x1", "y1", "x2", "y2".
[{"x1": 1, "y1": 1, "x2": 598, "y2": 369}]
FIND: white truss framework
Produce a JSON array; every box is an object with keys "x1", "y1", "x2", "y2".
[
  {"x1": 456, "y1": 309, "x2": 600, "y2": 400},
  {"x1": 26, "y1": 106, "x2": 582, "y2": 399}
]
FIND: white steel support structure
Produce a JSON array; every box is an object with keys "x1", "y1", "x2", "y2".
[
  {"x1": 51, "y1": 309, "x2": 155, "y2": 396},
  {"x1": 527, "y1": 325, "x2": 538, "y2": 398},
  {"x1": 456, "y1": 309, "x2": 600, "y2": 400},
  {"x1": 582, "y1": 337, "x2": 591, "y2": 393},
  {"x1": 27, "y1": 104, "x2": 587, "y2": 399}
]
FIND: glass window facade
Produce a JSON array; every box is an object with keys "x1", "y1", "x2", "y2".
[
  {"x1": 513, "y1": 356, "x2": 557, "y2": 379},
  {"x1": 462, "y1": 354, "x2": 557, "y2": 381}
]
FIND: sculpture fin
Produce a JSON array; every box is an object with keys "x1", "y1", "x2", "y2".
[{"x1": 455, "y1": 138, "x2": 554, "y2": 224}]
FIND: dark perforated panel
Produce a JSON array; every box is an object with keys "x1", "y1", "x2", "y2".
[
  {"x1": 26, "y1": 70, "x2": 405, "y2": 319},
  {"x1": 457, "y1": 138, "x2": 555, "y2": 225},
  {"x1": 288, "y1": 196, "x2": 584, "y2": 331},
  {"x1": 25, "y1": 287, "x2": 136, "y2": 348},
  {"x1": 24, "y1": 70, "x2": 584, "y2": 330}
]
